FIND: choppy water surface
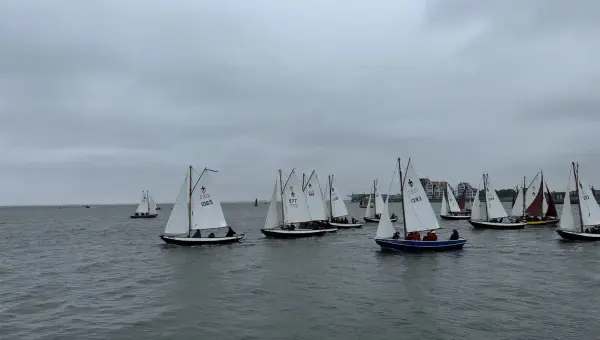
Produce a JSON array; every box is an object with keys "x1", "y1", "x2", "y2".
[{"x1": 1, "y1": 202, "x2": 600, "y2": 340}]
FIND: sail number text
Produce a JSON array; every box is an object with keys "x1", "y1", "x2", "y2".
[
  {"x1": 583, "y1": 195, "x2": 590, "y2": 200},
  {"x1": 410, "y1": 196, "x2": 422, "y2": 203},
  {"x1": 200, "y1": 199, "x2": 214, "y2": 207},
  {"x1": 308, "y1": 190, "x2": 315, "y2": 196},
  {"x1": 289, "y1": 198, "x2": 298, "y2": 208},
  {"x1": 197, "y1": 193, "x2": 212, "y2": 200}
]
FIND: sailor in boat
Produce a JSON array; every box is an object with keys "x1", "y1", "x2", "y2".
[
  {"x1": 422, "y1": 230, "x2": 438, "y2": 241},
  {"x1": 134, "y1": 212, "x2": 139, "y2": 216},
  {"x1": 281, "y1": 224, "x2": 296, "y2": 230},
  {"x1": 208, "y1": 233, "x2": 215, "y2": 238},
  {"x1": 584, "y1": 227, "x2": 600, "y2": 234},
  {"x1": 405, "y1": 231, "x2": 421, "y2": 241},
  {"x1": 225, "y1": 226, "x2": 236, "y2": 237},
  {"x1": 392, "y1": 232, "x2": 400, "y2": 239},
  {"x1": 450, "y1": 229, "x2": 460, "y2": 240},
  {"x1": 490, "y1": 217, "x2": 503, "y2": 223},
  {"x1": 192, "y1": 230, "x2": 201, "y2": 238}
]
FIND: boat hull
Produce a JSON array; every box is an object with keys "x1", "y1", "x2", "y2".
[
  {"x1": 440, "y1": 214, "x2": 471, "y2": 220},
  {"x1": 468, "y1": 220, "x2": 526, "y2": 230},
  {"x1": 260, "y1": 228, "x2": 326, "y2": 238},
  {"x1": 556, "y1": 229, "x2": 600, "y2": 241},
  {"x1": 160, "y1": 234, "x2": 245, "y2": 246},
  {"x1": 526, "y1": 218, "x2": 560, "y2": 227},
  {"x1": 130, "y1": 214, "x2": 159, "y2": 219},
  {"x1": 328, "y1": 222, "x2": 364, "y2": 229},
  {"x1": 375, "y1": 238, "x2": 466, "y2": 252},
  {"x1": 364, "y1": 216, "x2": 399, "y2": 223}
]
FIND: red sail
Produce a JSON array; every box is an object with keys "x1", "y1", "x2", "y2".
[
  {"x1": 545, "y1": 184, "x2": 558, "y2": 218},
  {"x1": 525, "y1": 180, "x2": 544, "y2": 216}
]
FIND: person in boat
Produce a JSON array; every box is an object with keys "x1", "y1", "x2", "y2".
[
  {"x1": 375, "y1": 213, "x2": 381, "y2": 219},
  {"x1": 422, "y1": 230, "x2": 437, "y2": 241},
  {"x1": 343, "y1": 217, "x2": 348, "y2": 223},
  {"x1": 208, "y1": 232, "x2": 215, "y2": 238},
  {"x1": 134, "y1": 212, "x2": 139, "y2": 216},
  {"x1": 390, "y1": 213, "x2": 397, "y2": 219},
  {"x1": 405, "y1": 231, "x2": 421, "y2": 241},
  {"x1": 225, "y1": 226, "x2": 236, "y2": 237},
  {"x1": 192, "y1": 230, "x2": 201, "y2": 238},
  {"x1": 392, "y1": 232, "x2": 400, "y2": 239},
  {"x1": 449, "y1": 229, "x2": 459, "y2": 240}
]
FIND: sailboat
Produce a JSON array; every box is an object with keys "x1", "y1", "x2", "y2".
[
  {"x1": 556, "y1": 162, "x2": 600, "y2": 241},
  {"x1": 364, "y1": 179, "x2": 398, "y2": 223},
  {"x1": 468, "y1": 174, "x2": 526, "y2": 229},
  {"x1": 130, "y1": 191, "x2": 159, "y2": 219},
  {"x1": 254, "y1": 198, "x2": 258, "y2": 206},
  {"x1": 521, "y1": 171, "x2": 559, "y2": 226},
  {"x1": 359, "y1": 196, "x2": 372, "y2": 208},
  {"x1": 325, "y1": 174, "x2": 363, "y2": 228},
  {"x1": 160, "y1": 166, "x2": 244, "y2": 246},
  {"x1": 260, "y1": 169, "x2": 327, "y2": 238},
  {"x1": 302, "y1": 171, "x2": 338, "y2": 233},
  {"x1": 440, "y1": 183, "x2": 471, "y2": 220},
  {"x1": 375, "y1": 158, "x2": 466, "y2": 252}
]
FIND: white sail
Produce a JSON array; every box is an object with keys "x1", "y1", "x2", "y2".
[
  {"x1": 304, "y1": 171, "x2": 327, "y2": 221},
  {"x1": 364, "y1": 194, "x2": 373, "y2": 218},
  {"x1": 135, "y1": 192, "x2": 149, "y2": 214},
  {"x1": 148, "y1": 194, "x2": 157, "y2": 215},
  {"x1": 283, "y1": 170, "x2": 313, "y2": 224},
  {"x1": 510, "y1": 186, "x2": 524, "y2": 217},
  {"x1": 470, "y1": 190, "x2": 481, "y2": 220},
  {"x1": 542, "y1": 191, "x2": 548, "y2": 214},
  {"x1": 560, "y1": 169, "x2": 575, "y2": 231},
  {"x1": 577, "y1": 173, "x2": 600, "y2": 226},
  {"x1": 329, "y1": 180, "x2": 349, "y2": 218},
  {"x1": 191, "y1": 170, "x2": 227, "y2": 230},
  {"x1": 163, "y1": 174, "x2": 191, "y2": 235},
  {"x1": 446, "y1": 184, "x2": 461, "y2": 212},
  {"x1": 375, "y1": 189, "x2": 384, "y2": 215},
  {"x1": 484, "y1": 175, "x2": 508, "y2": 219},
  {"x1": 402, "y1": 160, "x2": 440, "y2": 233},
  {"x1": 264, "y1": 180, "x2": 283, "y2": 229},
  {"x1": 440, "y1": 190, "x2": 449, "y2": 215},
  {"x1": 375, "y1": 199, "x2": 396, "y2": 238}
]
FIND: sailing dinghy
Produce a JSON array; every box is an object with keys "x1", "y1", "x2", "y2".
[
  {"x1": 468, "y1": 174, "x2": 526, "y2": 230},
  {"x1": 160, "y1": 166, "x2": 244, "y2": 246},
  {"x1": 302, "y1": 171, "x2": 338, "y2": 233},
  {"x1": 375, "y1": 158, "x2": 466, "y2": 252},
  {"x1": 556, "y1": 162, "x2": 600, "y2": 241},
  {"x1": 260, "y1": 169, "x2": 327, "y2": 239},
  {"x1": 130, "y1": 191, "x2": 159, "y2": 219},
  {"x1": 364, "y1": 179, "x2": 398, "y2": 223},
  {"x1": 439, "y1": 183, "x2": 471, "y2": 220},
  {"x1": 521, "y1": 172, "x2": 559, "y2": 226},
  {"x1": 325, "y1": 174, "x2": 363, "y2": 228}
]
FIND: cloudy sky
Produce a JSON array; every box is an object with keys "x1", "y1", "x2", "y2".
[{"x1": 0, "y1": 0, "x2": 599, "y2": 205}]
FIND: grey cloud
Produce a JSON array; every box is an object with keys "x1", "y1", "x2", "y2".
[{"x1": 0, "y1": 0, "x2": 599, "y2": 205}]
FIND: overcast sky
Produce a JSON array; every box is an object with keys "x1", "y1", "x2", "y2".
[{"x1": 0, "y1": 0, "x2": 599, "y2": 205}]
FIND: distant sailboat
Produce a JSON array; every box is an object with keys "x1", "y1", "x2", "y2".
[
  {"x1": 160, "y1": 166, "x2": 244, "y2": 246},
  {"x1": 130, "y1": 191, "x2": 159, "y2": 219},
  {"x1": 468, "y1": 174, "x2": 526, "y2": 230},
  {"x1": 364, "y1": 179, "x2": 398, "y2": 223},
  {"x1": 260, "y1": 169, "x2": 327, "y2": 238},
  {"x1": 325, "y1": 174, "x2": 363, "y2": 228},
  {"x1": 302, "y1": 171, "x2": 338, "y2": 233},
  {"x1": 254, "y1": 198, "x2": 258, "y2": 206},
  {"x1": 375, "y1": 158, "x2": 466, "y2": 252},
  {"x1": 439, "y1": 183, "x2": 471, "y2": 220},
  {"x1": 556, "y1": 162, "x2": 600, "y2": 241}
]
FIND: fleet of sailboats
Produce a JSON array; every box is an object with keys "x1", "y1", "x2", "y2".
[{"x1": 120, "y1": 159, "x2": 600, "y2": 248}]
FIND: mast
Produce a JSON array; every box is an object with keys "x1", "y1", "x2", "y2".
[
  {"x1": 279, "y1": 169, "x2": 285, "y2": 225},
  {"x1": 374, "y1": 179, "x2": 378, "y2": 213},
  {"x1": 522, "y1": 176, "x2": 526, "y2": 219},
  {"x1": 187, "y1": 165, "x2": 193, "y2": 237},
  {"x1": 328, "y1": 174, "x2": 334, "y2": 219},
  {"x1": 540, "y1": 170, "x2": 544, "y2": 218},
  {"x1": 483, "y1": 174, "x2": 489, "y2": 221},
  {"x1": 146, "y1": 190, "x2": 150, "y2": 213},
  {"x1": 398, "y1": 157, "x2": 408, "y2": 236},
  {"x1": 302, "y1": 173, "x2": 306, "y2": 190},
  {"x1": 574, "y1": 162, "x2": 584, "y2": 232}
]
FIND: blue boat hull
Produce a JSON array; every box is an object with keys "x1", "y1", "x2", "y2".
[{"x1": 375, "y1": 238, "x2": 466, "y2": 252}]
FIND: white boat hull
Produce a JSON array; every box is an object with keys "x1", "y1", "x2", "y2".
[
  {"x1": 160, "y1": 234, "x2": 245, "y2": 246},
  {"x1": 260, "y1": 228, "x2": 326, "y2": 238}
]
